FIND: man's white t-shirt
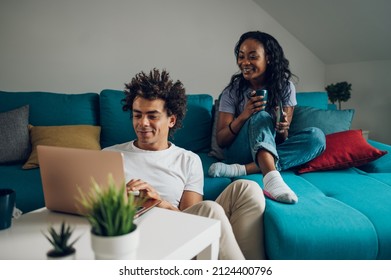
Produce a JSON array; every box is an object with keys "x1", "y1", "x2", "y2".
[{"x1": 103, "y1": 141, "x2": 204, "y2": 208}]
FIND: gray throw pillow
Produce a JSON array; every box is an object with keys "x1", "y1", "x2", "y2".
[
  {"x1": 208, "y1": 99, "x2": 225, "y2": 160},
  {"x1": 289, "y1": 106, "x2": 355, "y2": 136},
  {"x1": 0, "y1": 105, "x2": 31, "y2": 163}
]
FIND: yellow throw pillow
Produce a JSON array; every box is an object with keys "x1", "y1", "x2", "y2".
[{"x1": 23, "y1": 125, "x2": 101, "y2": 169}]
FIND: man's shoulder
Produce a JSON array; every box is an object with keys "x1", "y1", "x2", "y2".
[
  {"x1": 170, "y1": 144, "x2": 200, "y2": 160},
  {"x1": 103, "y1": 141, "x2": 133, "y2": 152}
]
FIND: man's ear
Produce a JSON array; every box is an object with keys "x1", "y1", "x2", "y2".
[{"x1": 168, "y1": 115, "x2": 177, "y2": 128}]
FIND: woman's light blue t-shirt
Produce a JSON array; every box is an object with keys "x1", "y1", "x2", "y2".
[{"x1": 219, "y1": 81, "x2": 297, "y2": 116}]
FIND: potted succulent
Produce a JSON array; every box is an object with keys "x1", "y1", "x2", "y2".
[
  {"x1": 325, "y1": 81, "x2": 352, "y2": 110},
  {"x1": 43, "y1": 221, "x2": 80, "y2": 260},
  {"x1": 77, "y1": 174, "x2": 141, "y2": 260}
]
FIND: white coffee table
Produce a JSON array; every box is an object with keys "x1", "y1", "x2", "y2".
[{"x1": 0, "y1": 207, "x2": 220, "y2": 260}]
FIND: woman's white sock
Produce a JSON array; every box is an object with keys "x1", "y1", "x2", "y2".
[
  {"x1": 208, "y1": 163, "x2": 247, "y2": 178},
  {"x1": 263, "y1": 170, "x2": 298, "y2": 204}
]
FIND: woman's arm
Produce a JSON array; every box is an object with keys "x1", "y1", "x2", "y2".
[{"x1": 216, "y1": 112, "x2": 236, "y2": 148}]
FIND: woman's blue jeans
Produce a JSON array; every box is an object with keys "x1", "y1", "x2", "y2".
[{"x1": 224, "y1": 111, "x2": 326, "y2": 171}]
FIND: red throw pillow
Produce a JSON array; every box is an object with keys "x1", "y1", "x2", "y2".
[{"x1": 297, "y1": 130, "x2": 387, "y2": 174}]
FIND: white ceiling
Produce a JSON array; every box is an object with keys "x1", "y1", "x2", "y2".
[{"x1": 253, "y1": 0, "x2": 391, "y2": 64}]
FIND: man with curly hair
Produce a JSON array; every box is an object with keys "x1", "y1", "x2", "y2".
[{"x1": 104, "y1": 68, "x2": 265, "y2": 260}]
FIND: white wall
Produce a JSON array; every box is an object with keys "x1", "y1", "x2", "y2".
[
  {"x1": 326, "y1": 60, "x2": 391, "y2": 144},
  {"x1": 0, "y1": 0, "x2": 324, "y2": 98},
  {"x1": 4, "y1": 1, "x2": 387, "y2": 143}
]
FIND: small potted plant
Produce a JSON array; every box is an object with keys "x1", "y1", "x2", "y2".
[
  {"x1": 77, "y1": 174, "x2": 141, "y2": 260},
  {"x1": 325, "y1": 81, "x2": 352, "y2": 110},
  {"x1": 43, "y1": 221, "x2": 80, "y2": 260}
]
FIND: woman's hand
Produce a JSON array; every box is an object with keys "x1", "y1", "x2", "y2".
[
  {"x1": 243, "y1": 90, "x2": 267, "y2": 119},
  {"x1": 275, "y1": 106, "x2": 295, "y2": 144},
  {"x1": 276, "y1": 110, "x2": 290, "y2": 134}
]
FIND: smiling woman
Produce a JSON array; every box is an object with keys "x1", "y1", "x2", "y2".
[{"x1": 208, "y1": 31, "x2": 326, "y2": 204}]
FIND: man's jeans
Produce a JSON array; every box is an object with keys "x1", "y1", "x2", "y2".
[{"x1": 224, "y1": 111, "x2": 326, "y2": 171}]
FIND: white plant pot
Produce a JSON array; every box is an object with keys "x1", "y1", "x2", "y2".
[{"x1": 90, "y1": 226, "x2": 140, "y2": 260}]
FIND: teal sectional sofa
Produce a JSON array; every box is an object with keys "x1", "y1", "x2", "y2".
[{"x1": 1, "y1": 89, "x2": 390, "y2": 260}]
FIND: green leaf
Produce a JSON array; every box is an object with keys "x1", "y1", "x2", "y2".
[
  {"x1": 42, "y1": 221, "x2": 80, "y2": 256},
  {"x1": 325, "y1": 81, "x2": 352, "y2": 109},
  {"x1": 75, "y1": 174, "x2": 138, "y2": 237}
]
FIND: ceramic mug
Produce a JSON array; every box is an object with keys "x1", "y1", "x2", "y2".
[{"x1": 0, "y1": 189, "x2": 16, "y2": 230}]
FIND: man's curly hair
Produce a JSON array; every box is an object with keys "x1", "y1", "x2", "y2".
[{"x1": 122, "y1": 68, "x2": 187, "y2": 137}]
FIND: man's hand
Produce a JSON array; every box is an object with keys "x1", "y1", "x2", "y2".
[
  {"x1": 126, "y1": 179, "x2": 180, "y2": 211},
  {"x1": 126, "y1": 179, "x2": 161, "y2": 201}
]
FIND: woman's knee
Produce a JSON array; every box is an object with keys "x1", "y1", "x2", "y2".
[
  {"x1": 250, "y1": 111, "x2": 273, "y2": 129},
  {"x1": 306, "y1": 127, "x2": 326, "y2": 153}
]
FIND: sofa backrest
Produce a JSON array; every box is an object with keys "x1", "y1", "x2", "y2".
[
  {"x1": 100, "y1": 90, "x2": 330, "y2": 151},
  {"x1": 99, "y1": 89, "x2": 131, "y2": 148},
  {"x1": 173, "y1": 94, "x2": 213, "y2": 152},
  {"x1": 99, "y1": 90, "x2": 214, "y2": 152},
  {"x1": 0, "y1": 90, "x2": 329, "y2": 153},
  {"x1": 296, "y1": 91, "x2": 328, "y2": 109},
  {"x1": 0, "y1": 91, "x2": 100, "y2": 126}
]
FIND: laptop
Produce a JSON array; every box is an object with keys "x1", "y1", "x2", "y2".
[{"x1": 37, "y1": 145, "x2": 160, "y2": 217}]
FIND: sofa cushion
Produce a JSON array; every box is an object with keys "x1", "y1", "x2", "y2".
[
  {"x1": 265, "y1": 169, "x2": 382, "y2": 259},
  {"x1": 297, "y1": 130, "x2": 387, "y2": 174},
  {"x1": 173, "y1": 94, "x2": 213, "y2": 152},
  {"x1": 100, "y1": 89, "x2": 134, "y2": 148},
  {"x1": 0, "y1": 91, "x2": 100, "y2": 126},
  {"x1": 296, "y1": 169, "x2": 391, "y2": 260},
  {"x1": 100, "y1": 90, "x2": 213, "y2": 152},
  {"x1": 212, "y1": 166, "x2": 391, "y2": 259},
  {"x1": 0, "y1": 105, "x2": 31, "y2": 164},
  {"x1": 296, "y1": 91, "x2": 329, "y2": 109},
  {"x1": 208, "y1": 99, "x2": 225, "y2": 160},
  {"x1": 265, "y1": 190, "x2": 379, "y2": 260},
  {"x1": 23, "y1": 125, "x2": 101, "y2": 169},
  {"x1": 233, "y1": 169, "x2": 383, "y2": 259},
  {"x1": 289, "y1": 106, "x2": 354, "y2": 136}
]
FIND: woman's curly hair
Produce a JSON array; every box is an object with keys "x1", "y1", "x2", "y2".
[{"x1": 122, "y1": 68, "x2": 187, "y2": 137}]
